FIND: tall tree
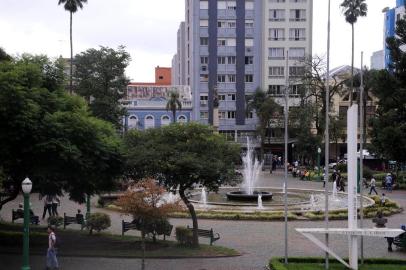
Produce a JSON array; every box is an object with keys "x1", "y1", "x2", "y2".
[
  {"x1": 369, "y1": 16, "x2": 406, "y2": 166},
  {"x1": 124, "y1": 123, "x2": 240, "y2": 246},
  {"x1": 0, "y1": 47, "x2": 11, "y2": 62},
  {"x1": 301, "y1": 56, "x2": 348, "y2": 136},
  {"x1": 246, "y1": 88, "x2": 281, "y2": 161},
  {"x1": 74, "y1": 46, "x2": 130, "y2": 129},
  {"x1": 58, "y1": 0, "x2": 88, "y2": 94},
  {"x1": 340, "y1": 0, "x2": 368, "y2": 105},
  {"x1": 166, "y1": 90, "x2": 182, "y2": 123},
  {"x1": 0, "y1": 57, "x2": 123, "y2": 210}
]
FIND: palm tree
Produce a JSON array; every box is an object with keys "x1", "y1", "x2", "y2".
[
  {"x1": 166, "y1": 91, "x2": 182, "y2": 123},
  {"x1": 58, "y1": 0, "x2": 88, "y2": 94},
  {"x1": 340, "y1": 0, "x2": 367, "y2": 105}
]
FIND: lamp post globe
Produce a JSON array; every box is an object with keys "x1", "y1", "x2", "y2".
[
  {"x1": 318, "y1": 147, "x2": 322, "y2": 154},
  {"x1": 21, "y1": 177, "x2": 32, "y2": 270},
  {"x1": 21, "y1": 178, "x2": 32, "y2": 194}
]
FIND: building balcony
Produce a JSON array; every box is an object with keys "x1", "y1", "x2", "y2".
[
  {"x1": 199, "y1": 9, "x2": 209, "y2": 19},
  {"x1": 200, "y1": 27, "x2": 209, "y2": 36},
  {"x1": 217, "y1": 9, "x2": 237, "y2": 19},
  {"x1": 217, "y1": 46, "x2": 236, "y2": 55},
  {"x1": 217, "y1": 82, "x2": 236, "y2": 91},
  {"x1": 219, "y1": 100, "x2": 236, "y2": 110},
  {"x1": 245, "y1": 27, "x2": 254, "y2": 37},
  {"x1": 217, "y1": 28, "x2": 236, "y2": 37},
  {"x1": 122, "y1": 100, "x2": 193, "y2": 110},
  {"x1": 217, "y1": 64, "x2": 236, "y2": 73}
]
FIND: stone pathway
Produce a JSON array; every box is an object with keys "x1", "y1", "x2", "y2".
[{"x1": 1, "y1": 170, "x2": 405, "y2": 270}]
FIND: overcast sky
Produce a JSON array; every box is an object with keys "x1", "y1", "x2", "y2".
[{"x1": 0, "y1": 0, "x2": 396, "y2": 82}]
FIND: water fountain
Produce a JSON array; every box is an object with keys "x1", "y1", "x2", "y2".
[
  {"x1": 257, "y1": 194, "x2": 263, "y2": 209},
  {"x1": 201, "y1": 187, "x2": 207, "y2": 206},
  {"x1": 226, "y1": 137, "x2": 273, "y2": 201}
]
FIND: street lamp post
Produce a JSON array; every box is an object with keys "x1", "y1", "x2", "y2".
[
  {"x1": 292, "y1": 144, "x2": 295, "y2": 164},
  {"x1": 317, "y1": 147, "x2": 322, "y2": 182},
  {"x1": 86, "y1": 194, "x2": 91, "y2": 219},
  {"x1": 21, "y1": 177, "x2": 32, "y2": 270}
]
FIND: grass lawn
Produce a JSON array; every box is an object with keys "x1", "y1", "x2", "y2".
[
  {"x1": 0, "y1": 222, "x2": 240, "y2": 258},
  {"x1": 286, "y1": 263, "x2": 406, "y2": 270}
]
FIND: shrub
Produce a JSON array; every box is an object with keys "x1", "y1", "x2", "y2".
[
  {"x1": 336, "y1": 163, "x2": 347, "y2": 173},
  {"x1": 47, "y1": 216, "x2": 64, "y2": 227},
  {"x1": 86, "y1": 212, "x2": 111, "y2": 234},
  {"x1": 363, "y1": 166, "x2": 373, "y2": 180},
  {"x1": 175, "y1": 226, "x2": 193, "y2": 246},
  {"x1": 97, "y1": 197, "x2": 105, "y2": 207}
]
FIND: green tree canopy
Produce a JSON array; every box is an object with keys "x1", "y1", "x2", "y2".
[
  {"x1": 0, "y1": 56, "x2": 123, "y2": 209},
  {"x1": 369, "y1": 16, "x2": 406, "y2": 164},
  {"x1": 124, "y1": 123, "x2": 240, "y2": 246},
  {"x1": 74, "y1": 46, "x2": 130, "y2": 128}
]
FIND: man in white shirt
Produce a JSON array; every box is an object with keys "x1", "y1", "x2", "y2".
[
  {"x1": 369, "y1": 177, "x2": 378, "y2": 195},
  {"x1": 46, "y1": 226, "x2": 59, "y2": 270}
]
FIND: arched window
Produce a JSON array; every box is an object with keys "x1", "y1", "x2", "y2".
[
  {"x1": 145, "y1": 115, "x2": 155, "y2": 129},
  {"x1": 178, "y1": 115, "x2": 187, "y2": 123},
  {"x1": 161, "y1": 115, "x2": 171, "y2": 126},
  {"x1": 128, "y1": 115, "x2": 138, "y2": 129}
]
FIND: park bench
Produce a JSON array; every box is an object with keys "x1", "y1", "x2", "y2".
[
  {"x1": 63, "y1": 212, "x2": 85, "y2": 230},
  {"x1": 122, "y1": 220, "x2": 173, "y2": 240},
  {"x1": 187, "y1": 226, "x2": 220, "y2": 245},
  {"x1": 394, "y1": 232, "x2": 406, "y2": 249},
  {"x1": 11, "y1": 209, "x2": 39, "y2": 225}
]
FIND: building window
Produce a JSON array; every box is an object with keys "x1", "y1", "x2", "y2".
[
  {"x1": 245, "y1": 74, "x2": 253, "y2": 83},
  {"x1": 178, "y1": 115, "x2": 187, "y2": 123},
  {"x1": 269, "y1": 66, "x2": 285, "y2": 77},
  {"x1": 289, "y1": 66, "x2": 305, "y2": 77},
  {"x1": 269, "y1": 28, "x2": 285, "y2": 41},
  {"x1": 270, "y1": 0, "x2": 285, "y2": 2},
  {"x1": 200, "y1": 57, "x2": 208, "y2": 64},
  {"x1": 218, "y1": 56, "x2": 226, "y2": 64},
  {"x1": 161, "y1": 115, "x2": 171, "y2": 126},
  {"x1": 268, "y1": 85, "x2": 284, "y2": 96},
  {"x1": 227, "y1": 111, "x2": 236, "y2": 119},
  {"x1": 227, "y1": 74, "x2": 236, "y2": 82},
  {"x1": 145, "y1": 115, "x2": 155, "y2": 129},
  {"x1": 128, "y1": 115, "x2": 138, "y2": 129},
  {"x1": 219, "y1": 94, "x2": 226, "y2": 101},
  {"x1": 219, "y1": 111, "x2": 226, "y2": 119},
  {"x1": 200, "y1": 19, "x2": 209, "y2": 27},
  {"x1": 218, "y1": 1, "x2": 236, "y2": 10},
  {"x1": 269, "y1": 48, "x2": 285, "y2": 60},
  {"x1": 200, "y1": 111, "x2": 209, "y2": 119},
  {"x1": 218, "y1": 20, "x2": 236, "y2": 28},
  {"x1": 247, "y1": 112, "x2": 254, "y2": 119},
  {"x1": 290, "y1": 85, "x2": 302, "y2": 96},
  {"x1": 245, "y1": 19, "x2": 254, "y2": 28},
  {"x1": 200, "y1": 37, "x2": 208, "y2": 46},
  {"x1": 217, "y1": 75, "x2": 226, "y2": 82},
  {"x1": 200, "y1": 95, "x2": 208, "y2": 106},
  {"x1": 290, "y1": 0, "x2": 306, "y2": 3},
  {"x1": 290, "y1": 9, "x2": 306, "y2": 21},
  {"x1": 289, "y1": 48, "x2": 305, "y2": 60},
  {"x1": 217, "y1": 38, "x2": 236, "y2": 46},
  {"x1": 269, "y1": 9, "x2": 285, "y2": 21},
  {"x1": 289, "y1": 28, "x2": 306, "y2": 41},
  {"x1": 200, "y1": 0, "x2": 209, "y2": 9},
  {"x1": 227, "y1": 56, "x2": 236, "y2": 64},
  {"x1": 245, "y1": 56, "x2": 253, "y2": 65},
  {"x1": 228, "y1": 94, "x2": 236, "y2": 100}
]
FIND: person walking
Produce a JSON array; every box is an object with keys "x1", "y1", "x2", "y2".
[
  {"x1": 46, "y1": 226, "x2": 59, "y2": 270},
  {"x1": 369, "y1": 176, "x2": 378, "y2": 195},
  {"x1": 42, "y1": 195, "x2": 53, "y2": 220},
  {"x1": 51, "y1": 195, "x2": 60, "y2": 216},
  {"x1": 385, "y1": 173, "x2": 393, "y2": 193}
]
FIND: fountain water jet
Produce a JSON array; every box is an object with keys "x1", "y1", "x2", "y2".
[
  {"x1": 257, "y1": 194, "x2": 263, "y2": 209},
  {"x1": 226, "y1": 137, "x2": 273, "y2": 201},
  {"x1": 201, "y1": 187, "x2": 207, "y2": 206}
]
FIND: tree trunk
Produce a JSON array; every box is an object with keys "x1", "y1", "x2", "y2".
[
  {"x1": 350, "y1": 23, "x2": 354, "y2": 106},
  {"x1": 70, "y1": 11, "x2": 73, "y2": 94},
  {"x1": 141, "y1": 230, "x2": 146, "y2": 270},
  {"x1": 172, "y1": 109, "x2": 176, "y2": 123},
  {"x1": 179, "y1": 188, "x2": 199, "y2": 247}
]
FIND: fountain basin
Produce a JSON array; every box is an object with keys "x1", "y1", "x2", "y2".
[{"x1": 226, "y1": 191, "x2": 273, "y2": 201}]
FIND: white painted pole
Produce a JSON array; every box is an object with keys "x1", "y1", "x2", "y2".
[
  {"x1": 360, "y1": 51, "x2": 365, "y2": 265},
  {"x1": 347, "y1": 105, "x2": 359, "y2": 270},
  {"x1": 324, "y1": 0, "x2": 331, "y2": 269},
  {"x1": 284, "y1": 49, "x2": 290, "y2": 265}
]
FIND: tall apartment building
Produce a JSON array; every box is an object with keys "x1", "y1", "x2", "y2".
[
  {"x1": 382, "y1": 0, "x2": 405, "y2": 69},
  {"x1": 173, "y1": 0, "x2": 313, "y2": 141}
]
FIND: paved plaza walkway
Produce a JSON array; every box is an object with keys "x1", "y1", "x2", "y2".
[{"x1": 1, "y1": 170, "x2": 405, "y2": 270}]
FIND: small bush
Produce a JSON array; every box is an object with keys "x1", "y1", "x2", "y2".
[
  {"x1": 175, "y1": 226, "x2": 193, "y2": 246},
  {"x1": 86, "y1": 212, "x2": 111, "y2": 234},
  {"x1": 48, "y1": 216, "x2": 64, "y2": 227},
  {"x1": 336, "y1": 163, "x2": 347, "y2": 173},
  {"x1": 97, "y1": 197, "x2": 105, "y2": 207}
]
